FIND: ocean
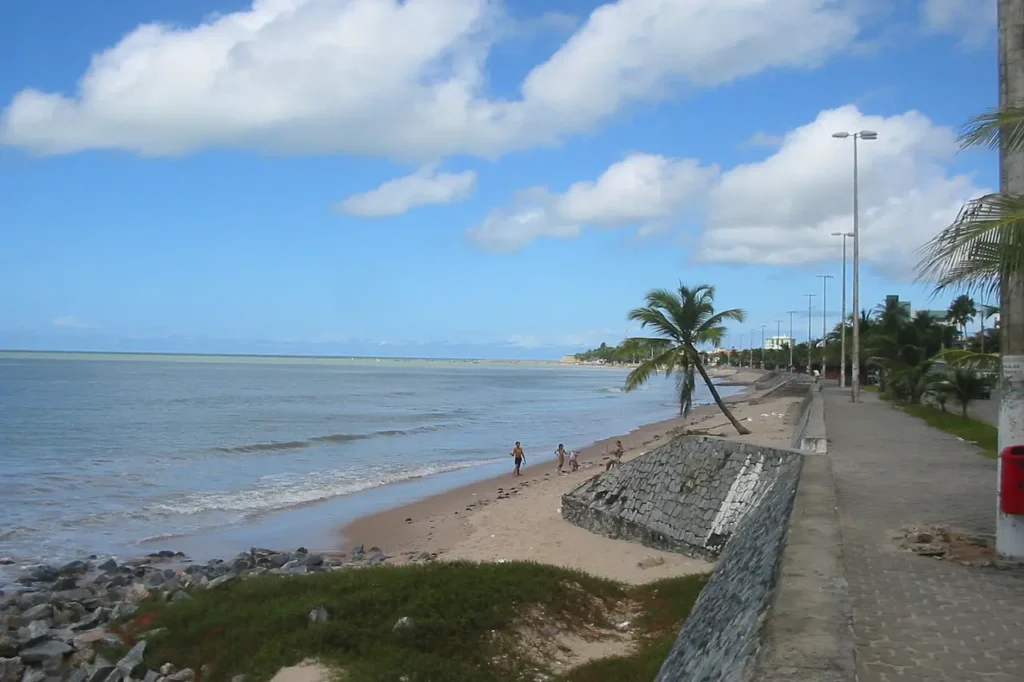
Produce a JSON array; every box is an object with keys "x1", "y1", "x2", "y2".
[{"x1": 0, "y1": 352, "x2": 739, "y2": 571}]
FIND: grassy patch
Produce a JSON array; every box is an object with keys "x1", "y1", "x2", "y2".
[
  {"x1": 559, "y1": 574, "x2": 708, "y2": 682},
  {"x1": 122, "y1": 562, "x2": 710, "y2": 682},
  {"x1": 901, "y1": 404, "x2": 998, "y2": 458}
]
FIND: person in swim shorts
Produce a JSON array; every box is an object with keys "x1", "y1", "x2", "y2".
[
  {"x1": 605, "y1": 440, "x2": 625, "y2": 471},
  {"x1": 511, "y1": 441, "x2": 524, "y2": 476}
]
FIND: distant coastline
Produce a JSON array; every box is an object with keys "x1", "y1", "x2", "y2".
[{"x1": 0, "y1": 349, "x2": 574, "y2": 365}]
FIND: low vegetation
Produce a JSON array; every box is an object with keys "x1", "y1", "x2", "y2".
[
  {"x1": 112, "y1": 561, "x2": 709, "y2": 682},
  {"x1": 901, "y1": 404, "x2": 999, "y2": 459}
]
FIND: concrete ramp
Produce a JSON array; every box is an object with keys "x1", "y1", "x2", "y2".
[{"x1": 561, "y1": 436, "x2": 802, "y2": 559}]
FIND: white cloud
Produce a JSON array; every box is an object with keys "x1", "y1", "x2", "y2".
[
  {"x1": 472, "y1": 105, "x2": 988, "y2": 275},
  {"x1": 698, "y1": 105, "x2": 988, "y2": 274},
  {"x1": 0, "y1": 0, "x2": 866, "y2": 159},
  {"x1": 505, "y1": 327, "x2": 626, "y2": 349},
  {"x1": 466, "y1": 153, "x2": 716, "y2": 251},
  {"x1": 921, "y1": 0, "x2": 996, "y2": 48},
  {"x1": 337, "y1": 165, "x2": 476, "y2": 216},
  {"x1": 52, "y1": 315, "x2": 89, "y2": 328}
]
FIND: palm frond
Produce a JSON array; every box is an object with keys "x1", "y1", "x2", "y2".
[
  {"x1": 624, "y1": 346, "x2": 681, "y2": 392},
  {"x1": 958, "y1": 106, "x2": 1024, "y2": 151},
  {"x1": 934, "y1": 348, "x2": 1001, "y2": 373},
  {"x1": 914, "y1": 193, "x2": 1024, "y2": 298}
]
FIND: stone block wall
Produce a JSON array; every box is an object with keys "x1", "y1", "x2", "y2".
[{"x1": 561, "y1": 436, "x2": 801, "y2": 560}]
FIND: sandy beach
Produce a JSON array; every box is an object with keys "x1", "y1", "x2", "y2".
[{"x1": 342, "y1": 368, "x2": 803, "y2": 584}]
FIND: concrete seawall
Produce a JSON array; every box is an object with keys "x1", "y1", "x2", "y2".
[{"x1": 561, "y1": 395, "x2": 852, "y2": 681}]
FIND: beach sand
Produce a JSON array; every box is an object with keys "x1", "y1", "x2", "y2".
[{"x1": 342, "y1": 368, "x2": 802, "y2": 585}]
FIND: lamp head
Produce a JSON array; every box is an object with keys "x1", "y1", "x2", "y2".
[
  {"x1": 859, "y1": 130, "x2": 878, "y2": 140},
  {"x1": 831, "y1": 132, "x2": 850, "y2": 139}
]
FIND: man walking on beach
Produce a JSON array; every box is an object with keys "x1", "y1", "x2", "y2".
[{"x1": 511, "y1": 441, "x2": 525, "y2": 476}]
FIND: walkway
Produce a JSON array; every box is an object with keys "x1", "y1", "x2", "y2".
[{"x1": 824, "y1": 389, "x2": 1024, "y2": 682}]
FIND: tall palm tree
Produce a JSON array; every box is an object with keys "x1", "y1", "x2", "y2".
[
  {"x1": 947, "y1": 294, "x2": 978, "y2": 344},
  {"x1": 624, "y1": 283, "x2": 751, "y2": 435}
]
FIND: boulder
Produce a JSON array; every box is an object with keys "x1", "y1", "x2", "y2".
[
  {"x1": 0, "y1": 658, "x2": 24, "y2": 682},
  {"x1": 115, "y1": 641, "x2": 146, "y2": 674},
  {"x1": 308, "y1": 607, "x2": 330, "y2": 625},
  {"x1": 18, "y1": 639, "x2": 73, "y2": 665},
  {"x1": 17, "y1": 621, "x2": 50, "y2": 646},
  {"x1": 20, "y1": 606, "x2": 53, "y2": 623},
  {"x1": 167, "y1": 669, "x2": 194, "y2": 682}
]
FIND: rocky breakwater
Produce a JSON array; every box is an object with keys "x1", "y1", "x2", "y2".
[{"x1": 0, "y1": 545, "x2": 412, "y2": 682}]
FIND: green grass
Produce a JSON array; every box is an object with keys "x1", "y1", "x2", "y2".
[
  {"x1": 900, "y1": 404, "x2": 999, "y2": 458},
  {"x1": 114, "y1": 562, "x2": 710, "y2": 682}
]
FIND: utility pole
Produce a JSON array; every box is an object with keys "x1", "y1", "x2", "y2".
[
  {"x1": 749, "y1": 329, "x2": 756, "y2": 368},
  {"x1": 804, "y1": 294, "x2": 817, "y2": 374},
  {"x1": 831, "y1": 232, "x2": 853, "y2": 387},
  {"x1": 997, "y1": 0, "x2": 1024, "y2": 558},
  {"x1": 818, "y1": 275, "x2": 834, "y2": 381},
  {"x1": 776, "y1": 319, "x2": 783, "y2": 369},
  {"x1": 786, "y1": 310, "x2": 798, "y2": 371},
  {"x1": 760, "y1": 324, "x2": 767, "y2": 369}
]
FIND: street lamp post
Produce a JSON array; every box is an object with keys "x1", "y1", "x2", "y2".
[
  {"x1": 832, "y1": 129, "x2": 877, "y2": 402},
  {"x1": 775, "y1": 319, "x2": 783, "y2": 368},
  {"x1": 830, "y1": 231, "x2": 854, "y2": 387},
  {"x1": 760, "y1": 324, "x2": 767, "y2": 369},
  {"x1": 786, "y1": 310, "x2": 798, "y2": 371},
  {"x1": 804, "y1": 294, "x2": 817, "y2": 374},
  {"x1": 750, "y1": 329, "x2": 756, "y2": 369},
  {"x1": 818, "y1": 275, "x2": 834, "y2": 381}
]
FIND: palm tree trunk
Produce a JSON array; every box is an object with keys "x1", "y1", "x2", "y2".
[
  {"x1": 691, "y1": 352, "x2": 751, "y2": 435},
  {"x1": 997, "y1": 0, "x2": 1024, "y2": 558}
]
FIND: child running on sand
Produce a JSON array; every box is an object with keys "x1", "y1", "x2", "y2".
[{"x1": 511, "y1": 441, "x2": 525, "y2": 476}]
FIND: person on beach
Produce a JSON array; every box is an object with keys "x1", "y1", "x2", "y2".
[
  {"x1": 555, "y1": 444, "x2": 568, "y2": 474},
  {"x1": 511, "y1": 441, "x2": 525, "y2": 476},
  {"x1": 605, "y1": 440, "x2": 625, "y2": 471},
  {"x1": 568, "y1": 449, "x2": 579, "y2": 472}
]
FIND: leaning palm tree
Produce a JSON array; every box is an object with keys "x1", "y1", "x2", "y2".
[{"x1": 623, "y1": 283, "x2": 751, "y2": 435}]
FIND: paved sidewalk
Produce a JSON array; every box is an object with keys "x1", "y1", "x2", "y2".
[{"x1": 824, "y1": 389, "x2": 1024, "y2": 682}]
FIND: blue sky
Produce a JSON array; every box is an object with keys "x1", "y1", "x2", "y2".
[{"x1": 0, "y1": 0, "x2": 1001, "y2": 359}]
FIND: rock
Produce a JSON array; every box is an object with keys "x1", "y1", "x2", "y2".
[
  {"x1": 206, "y1": 575, "x2": 233, "y2": 590},
  {"x1": 59, "y1": 561, "x2": 90, "y2": 577},
  {"x1": 17, "y1": 621, "x2": 50, "y2": 646},
  {"x1": 615, "y1": 620, "x2": 631, "y2": 632},
  {"x1": 308, "y1": 607, "x2": 330, "y2": 625},
  {"x1": 143, "y1": 672, "x2": 159, "y2": 682},
  {"x1": 124, "y1": 585, "x2": 150, "y2": 605},
  {"x1": 65, "y1": 670, "x2": 88, "y2": 682},
  {"x1": 16, "y1": 566, "x2": 58, "y2": 585},
  {"x1": 915, "y1": 532, "x2": 934, "y2": 544},
  {"x1": 18, "y1": 640, "x2": 73, "y2": 665},
  {"x1": 20, "y1": 667, "x2": 44, "y2": 682},
  {"x1": 392, "y1": 616, "x2": 413, "y2": 631},
  {"x1": 87, "y1": 666, "x2": 119, "y2": 682},
  {"x1": 74, "y1": 629, "x2": 115, "y2": 648},
  {"x1": 54, "y1": 588, "x2": 94, "y2": 604},
  {"x1": 96, "y1": 560, "x2": 118, "y2": 573},
  {"x1": 637, "y1": 556, "x2": 665, "y2": 570},
  {"x1": 115, "y1": 641, "x2": 146, "y2": 674},
  {"x1": 0, "y1": 658, "x2": 24, "y2": 682},
  {"x1": 303, "y1": 554, "x2": 323, "y2": 567},
  {"x1": 230, "y1": 676, "x2": 247, "y2": 682},
  {"x1": 170, "y1": 591, "x2": 190, "y2": 603},
  {"x1": 158, "y1": 664, "x2": 175, "y2": 676},
  {"x1": 0, "y1": 636, "x2": 17, "y2": 658},
  {"x1": 110, "y1": 602, "x2": 138, "y2": 621},
  {"x1": 0, "y1": 558, "x2": 15, "y2": 566},
  {"x1": 167, "y1": 669, "x2": 194, "y2": 682},
  {"x1": 48, "y1": 629, "x2": 75, "y2": 645},
  {"x1": 267, "y1": 554, "x2": 289, "y2": 569}
]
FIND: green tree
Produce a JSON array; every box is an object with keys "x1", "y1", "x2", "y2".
[
  {"x1": 947, "y1": 294, "x2": 978, "y2": 343},
  {"x1": 624, "y1": 283, "x2": 751, "y2": 435},
  {"x1": 946, "y1": 368, "x2": 993, "y2": 418}
]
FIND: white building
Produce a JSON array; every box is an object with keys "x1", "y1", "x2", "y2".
[{"x1": 764, "y1": 335, "x2": 794, "y2": 351}]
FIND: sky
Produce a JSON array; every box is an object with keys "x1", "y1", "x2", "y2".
[{"x1": 0, "y1": 0, "x2": 1003, "y2": 359}]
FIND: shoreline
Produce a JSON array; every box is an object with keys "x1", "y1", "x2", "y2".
[{"x1": 341, "y1": 368, "x2": 800, "y2": 584}]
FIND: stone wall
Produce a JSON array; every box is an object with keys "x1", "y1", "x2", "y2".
[
  {"x1": 561, "y1": 436, "x2": 802, "y2": 559},
  {"x1": 655, "y1": 452, "x2": 801, "y2": 681},
  {"x1": 791, "y1": 384, "x2": 827, "y2": 453}
]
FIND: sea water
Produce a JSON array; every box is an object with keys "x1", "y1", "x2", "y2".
[{"x1": 0, "y1": 352, "x2": 739, "y2": 568}]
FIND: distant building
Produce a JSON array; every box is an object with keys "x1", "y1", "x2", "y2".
[{"x1": 764, "y1": 335, "x2": 794, "y2": 351}]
